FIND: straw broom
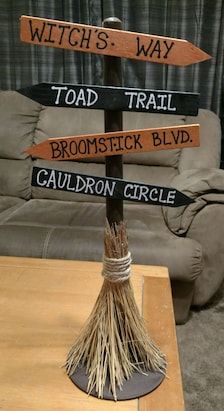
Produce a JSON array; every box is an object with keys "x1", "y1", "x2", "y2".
[{"x1": 65, "y1": 220, "x2": 166, "y2": 400}]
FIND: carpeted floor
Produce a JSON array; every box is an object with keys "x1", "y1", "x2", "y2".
[{"x1": 176, "y1": 282, "x2": 224, "y2": 411}]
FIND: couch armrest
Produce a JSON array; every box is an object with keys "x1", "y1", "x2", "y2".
[
  {"x1": 163, "y1": 168, "x2": 224, "y2": 306},
  {"x1": 186, "y1": 203, "x2": 224, "y2": 305},
  {"x1": 163, "y1": 168, "x2": 224, "y2": 235},
  {"x1": 178, "y1": 109, "x2": 221, "y2": 172}
]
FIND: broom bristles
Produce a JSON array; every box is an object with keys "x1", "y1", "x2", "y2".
[{"x1": 65, "y1": 220, "x2": 166, "y2": 400}]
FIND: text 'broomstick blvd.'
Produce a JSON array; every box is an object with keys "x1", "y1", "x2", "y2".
[
  {"x1": 26, "y1": 124, "x2": 200, "y2": 161},
  {"x1": 20, "y1": 15, "x2": 211, "y2": 66},
  {"x1": 32, "y1": 167, "x2": 194, "y2": 207}
]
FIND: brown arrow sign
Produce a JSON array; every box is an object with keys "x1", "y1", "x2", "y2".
[
  {"x1": 26, "y1": 124, "x2": 200, "y2": 161},
  {"x1": 20, "y1": 15, "x2": 211, "y2": 66}
]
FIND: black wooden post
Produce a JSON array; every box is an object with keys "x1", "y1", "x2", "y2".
[{"x1": 103, "y1": 17, "x2": 123, "y2": 225}]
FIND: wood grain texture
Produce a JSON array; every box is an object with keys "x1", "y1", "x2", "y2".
[
  {"x1": 26, "y1": 124, "x2": 200, "y2": 160},
  {"x1": 0, "y1": 256, "x2": 185, "y2": 410},
  {"x1": 20, "y1": 15, "x2": 211, "y2": 66}
]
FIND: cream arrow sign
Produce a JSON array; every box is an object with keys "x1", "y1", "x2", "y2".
[{"x1": 20, "y1": 15, "x2": 211, "y2": 66}]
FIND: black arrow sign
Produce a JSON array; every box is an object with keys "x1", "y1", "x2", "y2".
[
  {"x1": 32, "y1": 166, "x2": 194, "y2": 207},
  {"x1": 18, "y1": 83, "x2": 199, "y2": 116}
]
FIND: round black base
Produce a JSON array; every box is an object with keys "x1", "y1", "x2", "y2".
[{"x1": 70, "y1": 366, "x2": 165, "y2": 401}]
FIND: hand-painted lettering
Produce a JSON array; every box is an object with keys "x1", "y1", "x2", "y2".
[
  {"x1": 75, "y1": 89, "x2": 86, "y2": 106},
  {"x1": 124, "y1": 135, "x2": 133, "y2": 150},
  {"x1": 136, "y1": 37, "x2": 153, "y2": 57},
  {"x1": 69, "y1": 27, "x2": 79, "y2": 46},
  {"x1": 32, "y1": 167, "x2": 193, "y2": 206},
  {"x1": 80, "y1": 28, "x2": 92, "y2": 48},
  {"x1": 36, "y1": 168, "x2": 48, "y2": 185},
  {"x1": 171, "y1": 130, "x2": 180, "y2": 144},
  {"x1": 21, "y1": 16, "x2": 211, "y2": 66},
  {"x1": 181, "y1": 130, "x2": 190, "y2": 143},
  {"x1": 96, "y1": 31, "x2": 109, "y2": 49},
  {"x1": 60, "y1": 140, "x2": 70, "y2": 158},
  {"x1": 65, "y1": 89, "x2": 78, "y2": 105},
  {"x1": 136, "y1": 37, "x2": 175, "y2": 60},
  {"x1": 29, "y1": 19, "x2": 46, "y2": 42},
  {"x1": 44, "y1": 23, "x2": 56, "y2": 43},
  {"x1": 136, "y1": 92, "x2": 147, "y2": 108},
  {"x1": 152, "y1": 132, "x2": 162, "y2": 147},
  {"x1": 157, "y1": 94, "x2": 167, "y2": 110},
  {"x1": 163, "y1": 40, "x2": 175, "y2": 58},
  {"x1": 86, "y1": 88, "x2": 98, "y2": 106},
  {"x1": 125, "y1": 91, "x2": 138, "y2": 109},
  {"x1": 19, "y1": 82, "x2": 198, "y2": 115},
  {"x1": 51, "y1": 86, "x2": 98, "y2": 107},
  {"x1": 50, "y1": 142, "x2": 61, "y2": 159},
  {"x1": 98, "y1": 137, "x2": 108, "y2": 153},
  {"x1": 145, "y1": 94, "x2": 157, "y2": 110},
  {"x1": 57, "y1": 171, "x2": 69, "y2": 189},
  {"x1": 124, "y1": 91, "x2": 177, "y2": 113},
  {"x1": 122, "y1": 182, "x2": 176, "y2": 204},
  {"x1": 51, "y1": 86, "x2": 68, "y2": 104},
  {"x1": 58, "y1": 25, "x2": 71, "y2": 45},
  {"x1": 48, "y1": 132, "x2": 144, "y2": 160},
  {"x1": 152, "y1": 128, "x2": 192, "y2": 147},
  {"x1": 149, "y1": 40, "x2": 161, "y2": 58},
  {"x1": 167, "y1": 94, "x2": 176, "y2": 111}
]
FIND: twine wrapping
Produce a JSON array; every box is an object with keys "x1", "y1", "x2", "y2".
[{"x1": 102, "y1": 251, "x2": 132, "y2": 283}]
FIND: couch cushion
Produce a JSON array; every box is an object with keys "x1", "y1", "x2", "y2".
[
  {"x1": 179, "y1": 109, "x2": 221, "y2": 171},
  {"x1": 1, "y1": 198, "x2": 203, "y2": 282},
  {"x1": 0, "y1": 91, "x2": 217, "y2": 174},
  {"x1": 33, "y1": 106, "x2": 185, "y2": 168},
  {"x1": 34, "y1": 106, "x2": 104, "y2": 143},
  {"x1": 0, "y1": 91, "x2": 41, "y2": 160},
  {"x1": 0, "y1": 159, "x2": 32, "y2": 200},
  {"x1": 0, "y1": 196, "x2": 25, "y2": 223},
  {"x1": 123, "y1": 111, "x2": 185, "y2": 167}
]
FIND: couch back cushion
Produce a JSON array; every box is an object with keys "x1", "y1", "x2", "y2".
[
  {"x1": 0, "y1": 91, "x2": 41, "y2": 199},
  {"x1": 123, "y1": 111, "x2": 185, "y2": 167},
  {"x1": 0, "y1": 90, "x2": 187, "y2": 201},
  {"x1": 34, "y1": 104, "x2": 185, "y2": 168}
]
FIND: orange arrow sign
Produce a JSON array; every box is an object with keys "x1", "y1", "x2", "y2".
[
  {"x1": 20, "y1": 15, "x2": 211, "y2": 66},
  {"x1": 25, "y1": 124, "x2": 200, "y2": 161}
]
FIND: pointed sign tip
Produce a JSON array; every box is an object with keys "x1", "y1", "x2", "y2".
[
  {"x1": 24, "y1": 146, "x2": 36, "y2": 157},
  {"x1": 198, "y1": 50, "x2": 212, "y2": 64},
  {"x1": 185, "y1": 43, "x2": 212, "y2": 66},
  {"x1": 24, "y1": 147, "x2": 30, "y2": 155}
]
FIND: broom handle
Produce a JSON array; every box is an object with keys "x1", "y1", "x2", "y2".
[{"x1": 103, "y1": 17, "x2": 123, "y2": 226}]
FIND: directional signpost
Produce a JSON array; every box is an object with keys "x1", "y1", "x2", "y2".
[
  {"x1": 18, "y1": 82, "x2": 199, "y2": 115},
  {"x1": 20, "y1": 13, "x2": 211, "y2": 402},
  {"x1": 32, "y1": 166, "x2": 194, "y2": 207},
  {"x1": 26, "y1": 124, "x2": 200, "y2": 161},
  {"x1": 20, "y1": 15, "x2": 211, "y2": 66}
]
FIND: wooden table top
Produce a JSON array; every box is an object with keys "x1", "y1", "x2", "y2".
[{"x1": 0, "y1": 256, "x2": 185, "y2": 411}]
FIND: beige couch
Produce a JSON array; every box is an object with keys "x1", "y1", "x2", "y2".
[{"x1": 0, "y1": 90, "x2": 224, "y2": 323}]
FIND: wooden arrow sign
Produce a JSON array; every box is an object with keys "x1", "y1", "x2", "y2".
[
  {"x1": 26, "y1": 124, "x2": 200, "y2": 161},
  {"x1": 18, "y1": 83, "x2": 199, "y2": 116},
  {"x1": 20, "y1": 15, "x2": 211, "y2": 66},
  {"x1": 32, "y1": 166, "x2": 194, "y2": 207}
]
